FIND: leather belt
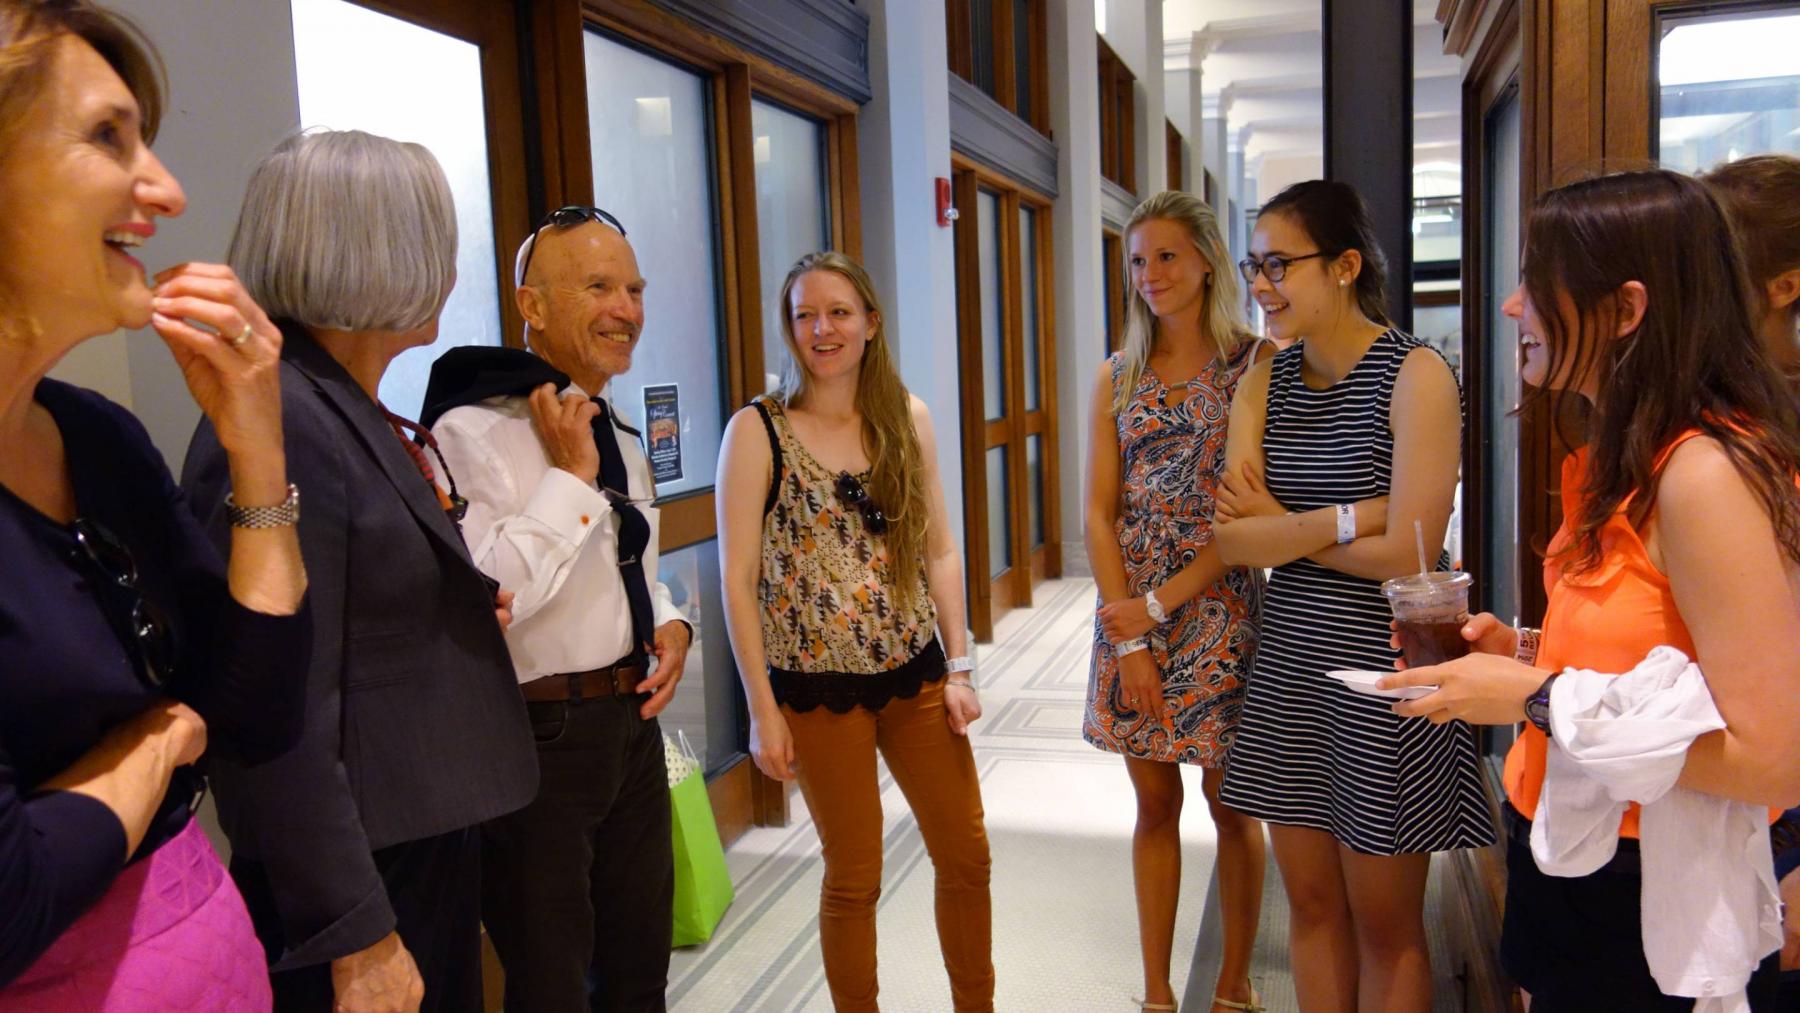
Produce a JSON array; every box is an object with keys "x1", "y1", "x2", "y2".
[{"x1": 520, "y1": 660, "x2": 647, "y2": 702}]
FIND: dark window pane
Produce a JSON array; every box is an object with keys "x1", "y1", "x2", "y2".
[
  {"x1": 970, "y1": 0, "x2": 996, "y2": 97},
  {"x1": 1014, "y1": 0, "x2": 1032, "y2": 122}
]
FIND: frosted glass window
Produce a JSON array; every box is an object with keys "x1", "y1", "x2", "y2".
[
  {"x1": 1020, "y1": 206, "x2": 1041, "y2": 411},
  {"x1": 585, "y1": 33, "x2": 724, "y2": 499},
  {"x1": 1657, "y1": 11, "x2": 1800, "y2": 172},
  {"x1": 1026, "y1": 434, "x2": 1044, "y2": 549},
  {"x1": 752, "y1": 100, "x2": 830, "y2": 393},
  {"x1": 291, "y1": 0, "x2": 503, "y2": 421},
  {"x1": 977, "y1": 191, "x2": 1005, "y2": 420},
  {"x1": 987, "y1": 446, "x2": 1011, "y2": 579}
]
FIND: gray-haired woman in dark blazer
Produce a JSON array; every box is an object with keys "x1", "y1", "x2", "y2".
[{"x1": 182, "y1": 130, "x2": 537, "y2": 1012}]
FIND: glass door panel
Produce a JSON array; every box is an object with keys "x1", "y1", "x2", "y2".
[
  {"x1": 583, "y1": 32, "x2": 725, "y2": 501},
  {"x1": 1482, "y1": 84, "x2": 1522, "y2": 759},
  {"x1": 1027, "y1": 433, "x2": 1044, "y2": 549},
  {"x1": 751, "y1": 99, "x2": 831, "y2": 393},
  {"x1": 978, "y1": 190, "x2": 1006, "y2": 420},
  {"x1": 986, "y1": 446, "x2": 1011, "y2": 579},
  {"x1": 1656, "y1": 9, "x2": 1800, "y2": 172},
  {"x1": 290, "y1": 0, "x2": 503, "y2": 421},
  {"x1": 1020, "y1": 205, "x2": 1042, "y2": 411}
]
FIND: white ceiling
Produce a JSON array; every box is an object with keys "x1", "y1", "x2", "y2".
[{"x1": 1164, "y1": 0, "x2": 1458, "y2": 180}]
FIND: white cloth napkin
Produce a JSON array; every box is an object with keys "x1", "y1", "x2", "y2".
[{"x1": 1532, "y1": 646, "x2": 1780, "y2": 1013}]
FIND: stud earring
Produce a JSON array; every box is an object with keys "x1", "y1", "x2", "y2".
[{"x1": 1339, "y1": 279, "x2": 1348, "y2": 288}]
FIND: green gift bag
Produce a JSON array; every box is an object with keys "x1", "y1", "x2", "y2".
[{"x1": 666, "y1": 732, "x2": 733, "y2": 947}]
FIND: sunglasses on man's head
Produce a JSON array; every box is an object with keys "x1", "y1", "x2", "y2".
[
  {"x1": 515, "y1": 205, "x2": 629, "y2": 285},
  {"x1": 834, "y1": 472, "x2": 888, "y2": 535},
  {"x1": 72, "y1": 517, "x2": 177, "y2": 689}
]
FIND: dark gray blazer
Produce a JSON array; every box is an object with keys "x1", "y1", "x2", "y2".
[{"x1": 181, "y1": 325, "x2": 537, "y2": 970}]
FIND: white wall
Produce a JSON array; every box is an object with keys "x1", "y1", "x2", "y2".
[
  {"x1": 1050, "y1": 0, "x2": 1104, "y2": 577},
  {"x1": 51, "y1": 0, "x2": 303, "y2": 467},
  {"x1": 859, "y1": 0, "x2": 966, "y2": 557}
]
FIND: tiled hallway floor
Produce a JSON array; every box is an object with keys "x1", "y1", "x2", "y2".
[
  {"x1": 668, "y1": 577, "x2": 1476, "y2": 1012},
  {"x1": 668, "y1": 579, "x2": 1227, "y2": 1011}
]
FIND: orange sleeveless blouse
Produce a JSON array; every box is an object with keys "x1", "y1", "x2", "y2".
[{"x1": 1503, "y1": 432, "x2": 1782, "y2": 837}]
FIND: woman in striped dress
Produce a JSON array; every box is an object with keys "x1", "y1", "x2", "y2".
[{"x1": 1212, "y1": 180, "x2": 1494, "y2": 1012}]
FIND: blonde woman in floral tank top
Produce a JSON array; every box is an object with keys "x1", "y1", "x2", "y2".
[{"x1": 717, "y1": 252, "x2": 992, "y2": 1012}]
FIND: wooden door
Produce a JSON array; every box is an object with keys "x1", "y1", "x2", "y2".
[{"x1": 952, "y1": 165, "x2": 1060, "y2": 641}]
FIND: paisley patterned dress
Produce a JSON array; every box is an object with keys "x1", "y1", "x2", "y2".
[{"x1": 1083, "y1": 343, "x2": 1264, "y2": 767}]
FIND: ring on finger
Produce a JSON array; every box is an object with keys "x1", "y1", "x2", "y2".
[{"x1": 230, "y1": 323, "x2": 252, "y2": 347}]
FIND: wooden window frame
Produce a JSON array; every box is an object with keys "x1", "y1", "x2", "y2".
[
  {"x1": 1102, "y1": 228, "x2": 1125, "y2": 355},
  {"x1": 554, "y1": 0, "x2": 866, "y2": 834},
  {"x1": 946, "y1": 0, "x2": 1050, "y2": 135},
  {"x1": 573, "y1": 2, "x2": 862, "y2": 561},
  {"x1": 952, "y1": 156, "x2": 1061, "y2": 640},
  {"x1": 345, "y1": 0, "x2": 536, "y2": 351},
  {"x1": 1098, "y1": 36, "x2": 1137, "y2": 192}
]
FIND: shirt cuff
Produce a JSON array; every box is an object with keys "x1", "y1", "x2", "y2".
[
  {"x1": 523, "y1": 467, "x2": 610, "y2": 545},
  {"x1": 27, "y1": 789, "x2": 128, "y2": 895}
]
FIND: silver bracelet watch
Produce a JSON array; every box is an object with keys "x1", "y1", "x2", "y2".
[{"x1": 225, "y1": 484, "x2": 301, "y2": 529}]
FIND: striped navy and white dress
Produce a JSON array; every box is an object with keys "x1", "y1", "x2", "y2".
[{"x1": 1218, "y1": 330, "x2": 1495, "y2": 855}]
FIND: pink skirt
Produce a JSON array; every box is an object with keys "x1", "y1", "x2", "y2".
[{"x1": 0, "y1": 817, "x2": 272, "y2": 1011}]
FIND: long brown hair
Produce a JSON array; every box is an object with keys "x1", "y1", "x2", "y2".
[
  {"x1": 1519, "y1": 169, "x2": 1800, "y2": 574},
  {"x1": 1703, "y1": 154, "x2": 1800, "y2": 327},
  {"x1": 1113, "y1": 190, "x2": 1253, "y2": 413},
  {"x1": 774, "y1": 252, "x2": 930, "y2": 602}
]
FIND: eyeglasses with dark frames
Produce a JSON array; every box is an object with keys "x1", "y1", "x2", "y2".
[
  {"x1": 71, "y1": 517, "x2": 177, "y2": 689},
  {"x1": 515, "y1": 205, "x2": 629, "y2": 286},
  {"x1": 1237, "y1": 250, "x2": 1328, "y2": 285},
  {"x1": 833, "y1": 472, "x2": 889, "y2": 536}
]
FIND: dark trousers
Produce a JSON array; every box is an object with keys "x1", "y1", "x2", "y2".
[
  {"x1": 481, "y1": 694, "x2": 674, "y2": 1013},
  {"x1": 236, "y1": 827, "x2": 484, "y2": 1013},
  {"x1": 1500, "y1": 805, "x2": 1781, "y2": 1011}
]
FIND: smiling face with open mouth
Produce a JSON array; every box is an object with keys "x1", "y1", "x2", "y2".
[
  {"x1": 521, "y1": 222, "x2": 646, "y2": 392},
  {"x1": 786, "y1": 269, "x2": 879, "y2": 386},
  {"x1": 0, "y1": 34, "x2": 186, "y2": 346},
  {"x1": 1245, "y1": 210, "x2": 1340, "y2": 342}
]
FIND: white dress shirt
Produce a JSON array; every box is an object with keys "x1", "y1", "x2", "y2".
[
  {"x1": 432, "y1": 384, "x2": 686, "y2": 683},
  {"x1": 1533, "y1": 646, "x2": 1780, "y2": 1012}
]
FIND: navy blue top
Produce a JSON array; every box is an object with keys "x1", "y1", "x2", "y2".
[{"x1": 0, "y1": 379, "x2": 309, "y2": 984}]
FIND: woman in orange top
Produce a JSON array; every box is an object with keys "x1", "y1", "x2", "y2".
[{"x1": 1384, "y1": 169, "x2": 1800, "y2": 1010}]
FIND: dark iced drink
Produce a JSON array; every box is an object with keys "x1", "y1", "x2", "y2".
[{"x1": 1380, "y1": 571, "x2": 1473, "y2": 669}]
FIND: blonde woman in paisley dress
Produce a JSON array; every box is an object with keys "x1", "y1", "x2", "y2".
[
  {"x1": 717, "y1": 252, "x2": 992, "y2": 1011},
  {"x1": 1085, "y1": 191, "x2": 1270, "y2": 1013}
]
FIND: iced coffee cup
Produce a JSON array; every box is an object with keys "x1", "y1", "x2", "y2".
[{"x1": 1380, "y1": 571, "x2": 1473, "y2": 668}]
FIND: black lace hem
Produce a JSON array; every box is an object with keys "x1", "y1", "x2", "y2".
[{"x1": 770, "y1": 640, "x2": 948, "y2": 714}]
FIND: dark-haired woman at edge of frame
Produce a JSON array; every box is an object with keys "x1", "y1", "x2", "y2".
[{"x1": 1386, "y1": 171, "x2": 1800, "y2": 1009}]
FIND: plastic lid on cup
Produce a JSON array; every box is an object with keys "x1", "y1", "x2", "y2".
[{"x1": 1380, "y1": 570, "x2": 1471, "y2": 606}]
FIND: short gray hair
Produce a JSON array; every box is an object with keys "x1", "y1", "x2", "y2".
[{"x1": 229, "y1": 130, "x2": 457, "y2": 333}]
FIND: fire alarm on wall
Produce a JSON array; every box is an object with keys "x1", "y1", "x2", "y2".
[{"x1": 936, "y1": 177, "x2": 958, "y2": 227}]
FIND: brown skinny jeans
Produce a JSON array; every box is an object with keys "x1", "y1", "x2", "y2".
[{"x1": 784, "y1": 678, "x2": 995, "y2": 1012}]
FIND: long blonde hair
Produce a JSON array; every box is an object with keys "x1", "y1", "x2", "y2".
[
  {"x1": 775, "y1": 252, "x2": 929, "y2": 602},
  {"x1": 1113, "y1": 191, "x2": 1252, "y2": 412}
]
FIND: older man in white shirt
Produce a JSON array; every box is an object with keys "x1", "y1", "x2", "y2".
[{"x1": 428, "y1": 206, "x2": 689, "y2": 1013}]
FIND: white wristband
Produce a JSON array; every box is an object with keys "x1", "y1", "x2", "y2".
[
  {"x1": 1144, "y1": 589, "x2": 1168, "y2": 624},
  {"x1": 1115, "y1": 637, "x2": 1149, "y2": 657},
  {"x1": 1334, "y1": 503, "x2": 1356, "y2": 544},
  {"x1": 945, "y1": 655, "x2": 974, "y2": 674}
]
